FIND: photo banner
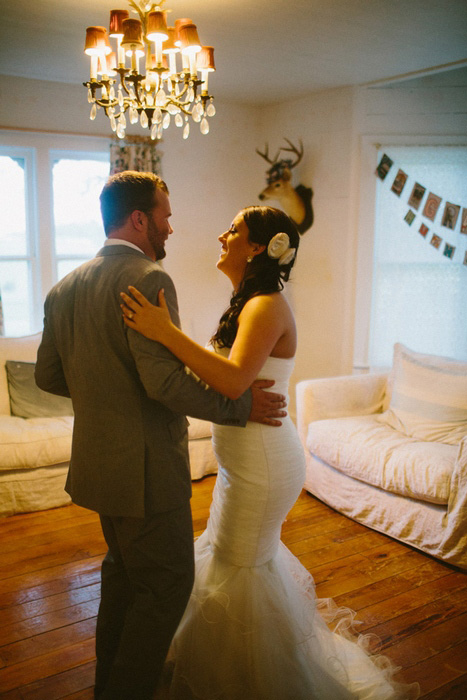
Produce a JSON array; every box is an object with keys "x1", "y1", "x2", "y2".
[{"x1": 375, "y1": 153, "x2": 467, "y2": 266}]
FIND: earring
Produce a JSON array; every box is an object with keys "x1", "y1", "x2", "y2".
[{"x1": 246, "y1": 256, "x2": 253, "y2": 263}]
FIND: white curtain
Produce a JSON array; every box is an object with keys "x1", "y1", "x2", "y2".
[{"x1": 370, "y1": 146, "x2": 467, "y2": 367}]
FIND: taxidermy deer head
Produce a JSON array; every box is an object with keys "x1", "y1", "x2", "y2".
[{"x1": 256, "y1": 138, "x2": 313, "y2": 234}]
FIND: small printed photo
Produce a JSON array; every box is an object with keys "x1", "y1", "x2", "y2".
[
  {"x1": 408, "y1": 182, "x2": 426, "y2": 210},
  {"x1": 461, "y1": 208, "x2": 467, "y2": 234},
  {"x1": 375, "y1": 153, "x2": 393, "y2": 180},
  {"x1": 430, "y1": 234, "x2": 442, "y2": 249},
  {"x1": 404, "y1": 210, "x2": 416, "y2": 226},
  {"x1": 423, "y1": 192, "x2": 442, "y2": 222},
  {"x1": 391, "y1": 169, "x2": 408, "y2": 196},
  {"x1": 441, "y1": 202, "x2": 460, "y2": 230},
  {"x1": 443, "y1": 244, "x2": 456, "y2": 259},
  {"x1": 419, "y1": 223, "x2": 429, "y2": 238}
]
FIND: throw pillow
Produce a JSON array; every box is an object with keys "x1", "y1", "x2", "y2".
[
  {"x1": 378, "y1": 343, "x2": 467, "y2": 445},
  {"x1": 6, "y1": 361, "x2": 73, "y2": 419}
]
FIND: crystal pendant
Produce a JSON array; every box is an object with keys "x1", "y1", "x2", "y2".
[
  {"x1": 157, "y1": 124, "x2": 163, "y2": 139},
  {"x1": 154, "y1": 107, "x2": 163, "y2": 124},
  {"x1": 167, "y1": 102, "x2": 179, "y2": 115},
  {"x1": 151, "y1": 123, "x2": 158, "y2": 140},
  {"x1": 87, "y1": 88, "x2": 93, "y2": 104},
  {"x1": 118, "y1": 112, "x2": 126, "y2": 128},
  {"x1": 200, "y1": 117, "x2": 210, "y2": 135},
  {"x1": 183, "y1": 120, "x2": 190, "y2": 140},
  {"x1": 156, "y1": 88, "x2": 167, "y2": 107},
  {"x1": 187, "y1": 86, "x2": 195, "y2": 103},
  {"x1": 175, "y1": 113, "x2": 183, "y2": 127},
  {"x1": 116, "y1": 123, "x2": 125, "y2": 139},
  {"x1": 192, "y1": 102, "x2": 203, "y2": 123},
  {"x1": 162, "y1": 112, "x2": 171, "y2": 129},
  {"x1": 140, "y1": 111, "x2": 149, "y2": 128},
  {"x1": 108, "y1": 106, "x2": 115, "y2": 116},
  {"x1": 130, "y1": 107, "x2": 139, "y2": 125},
  {"x1": 90, "y1": 103, "x2": 97, "y2": 120},
  {"x1": 206, "y1": 100, "x2": 216, "y2": 117},
  {"x1": 118, "y1": 89, "x2": 124, "y2": 107},
  {"x1": 110, "y1": 115, "x2": 117, "y2": 131},
  {"x1": 109, "y1": 86, "x2": 115, "y2": 101}
]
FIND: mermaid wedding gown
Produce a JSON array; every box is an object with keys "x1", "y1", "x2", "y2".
[{"x1": 165, "y1": 355, "x2": 418, "y2": 700}]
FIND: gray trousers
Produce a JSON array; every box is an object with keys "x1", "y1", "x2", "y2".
[{"x1": 95, "y1": 502, "x2": 194, "y2": 699}]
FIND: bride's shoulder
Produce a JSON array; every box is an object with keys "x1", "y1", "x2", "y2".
[{"x1": 240, "y1": 293, "x2": 293, "y2": 323}]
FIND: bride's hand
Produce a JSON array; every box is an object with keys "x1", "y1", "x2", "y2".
[{"x1": 120, "y1": 286, "x2": 173, "y2": 343}]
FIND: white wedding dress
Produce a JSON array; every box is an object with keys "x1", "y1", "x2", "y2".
[{"x1": 164, "y1": 355, "x2": 418, "y2": 700}]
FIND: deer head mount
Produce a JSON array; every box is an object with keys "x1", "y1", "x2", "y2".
[{"x1": 256, "y1": 138, "x2": 313, "y2": 235}]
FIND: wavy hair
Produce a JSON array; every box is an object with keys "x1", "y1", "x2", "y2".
[{"x1": 211, "y1": 206, "x2": 300, "y2": 349}]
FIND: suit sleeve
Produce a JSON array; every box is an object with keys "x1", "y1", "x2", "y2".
[
  {"x1": 35, "y1": 297, "x2": 71, "y2": 398},
  {"x1": 127, "y1": 269, "x2": 252, "y2": 427}
]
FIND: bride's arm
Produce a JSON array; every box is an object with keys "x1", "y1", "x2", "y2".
[{"x1": 121, "y1": 286, "x2": 285, "y2": 399}]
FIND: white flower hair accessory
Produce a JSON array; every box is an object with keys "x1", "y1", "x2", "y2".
[{"x1": 267, "y1": 232, "x2": 296, "y2": 266}]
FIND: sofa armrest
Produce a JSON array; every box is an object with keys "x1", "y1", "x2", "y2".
[{"x1": 296, "y1": 373, "x2": 388, "y2": 444}]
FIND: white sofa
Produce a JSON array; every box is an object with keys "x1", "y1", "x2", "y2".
[
  {"x1": 296, "y1": 344, "x2": 467, "y2": 570},
  {"x1": 0, "y1": 333, "x2": 217, "y2": 517}
]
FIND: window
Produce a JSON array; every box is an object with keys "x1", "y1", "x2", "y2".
[
  {"x1": 354, "y1": 137, "x2": 467, "y2": 371},
  {"x1": 370, "y1": 146, "x2": 467, "y2": 367},
  {"x1": 0, "y1": 132, "x2": 109, "y2": 336}
]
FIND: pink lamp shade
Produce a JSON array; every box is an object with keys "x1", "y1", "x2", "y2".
[
  {"x1": 163, "y1": 27, "x2": 179, "y2": 53},
  {"x1": 174, "y1": 18, "x2": 193, "y2": 46},
  {"x1": 197, "y1": 46, "x2": 215, "y2": 71},
  {"x1": 147, "y1": 10, "x2": 169, "y2": 41},
  {"x1": 85, "y1": 26, "x2": 112, "y2": 55},
  {"x1": 109, "y1": 9, "x2": 129, "y2": 38},
  {"x1": 120, "y1": 18, "x2": 144, "y2": 49},
  {"x1": 178, "y1": 23, "x2": 201, "y2": 55}
]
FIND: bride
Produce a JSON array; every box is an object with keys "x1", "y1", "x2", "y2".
[{"x1": 120, "y1": 206, "x2": 418, "y2": 700}]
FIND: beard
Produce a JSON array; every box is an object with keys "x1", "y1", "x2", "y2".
[{"x1": 147, "y1": 216, "x2": 167, "y2": 261}]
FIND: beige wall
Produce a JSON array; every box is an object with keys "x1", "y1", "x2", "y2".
[{"x1": 1, "y1": 70, "x2": 466, "y2": 418}]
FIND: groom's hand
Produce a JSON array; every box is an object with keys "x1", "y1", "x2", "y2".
[{"x1": 249, "y1": 380, "x2": 287, "y2": 426}]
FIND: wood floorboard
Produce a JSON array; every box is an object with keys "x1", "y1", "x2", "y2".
[{"x1": 0, "y1": 476, "x2": 466, "y2": 698}]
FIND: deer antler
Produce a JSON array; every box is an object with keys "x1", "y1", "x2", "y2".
[
  {"x1": 279, "y1": 138, "x2": 304, "y2": 168},
  {"x1": 255, "y1": 144, "x2": 281, "y2": 165}
]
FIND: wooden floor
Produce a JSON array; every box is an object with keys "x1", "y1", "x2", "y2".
[{"x1": 0, "y1": 476, "x2": 466, "y2": 699}]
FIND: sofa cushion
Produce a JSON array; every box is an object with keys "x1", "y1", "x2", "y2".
[
  {"x1": 0, "y1": 333, "x2": 42, "y2": 415},
  {"x1": 307, "y1": 414, "x2": 457, "y2": 504},
  {"x1": 0, "y1": 415, "x2": 73, "y2": 470},
  {"x1": 6, "y1": 361, "x2": 73, "y2": 418},
  {"x1": 187, "y1": 417, "x2": 212, "y2": 440},
  {"x1": 379, "y1": 343, "x2": 467, "y2": 446}
]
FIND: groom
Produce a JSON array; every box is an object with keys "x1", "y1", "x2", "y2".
[{"x1": 35, "y1": 171, "x2": 287, "y2": 700}]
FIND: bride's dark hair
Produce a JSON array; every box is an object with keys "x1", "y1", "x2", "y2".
[{"x1": 211, "y1": 206, "x2": 300, "y2": 349}]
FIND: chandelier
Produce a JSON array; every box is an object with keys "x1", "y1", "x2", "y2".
[{"x1": 83, "y1": 0, "x2": 216, "y2": 140}]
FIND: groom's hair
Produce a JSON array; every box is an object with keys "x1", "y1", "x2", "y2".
[{"x1": 100, "y1": 171, "x2": 169, "y2": 235}]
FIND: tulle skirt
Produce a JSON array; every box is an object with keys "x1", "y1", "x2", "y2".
[{"x1": 162, "y1": 532, "x2": 418, "y2": 700}]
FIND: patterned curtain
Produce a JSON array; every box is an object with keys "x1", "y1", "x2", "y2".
[{"x1": 110, "y1": 135, "x2": 162, "y2": 175}]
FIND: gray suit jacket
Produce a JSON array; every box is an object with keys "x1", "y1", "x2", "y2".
[{"x1": 35, "y1": 245, "x2": 251, "y2": 517}]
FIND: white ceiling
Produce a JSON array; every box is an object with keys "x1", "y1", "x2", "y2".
[{"x1": 1, "y1": 0, "x2": 466, "y2": 104}]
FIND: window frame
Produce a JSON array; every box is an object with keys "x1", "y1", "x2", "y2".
[
  {"x1": 0, "y1": 130, "x2": 110, "y2": 335},
  {"x1": 353, "y1": 133, "x2": 467, "y2": 372}
]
